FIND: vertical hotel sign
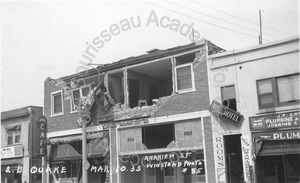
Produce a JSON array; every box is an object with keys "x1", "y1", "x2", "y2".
[
  {"x1": 37, "y1": 116, "x2": 47, "y2": 156},
  {"x1": 214, "y1": 134, "x2": 226, "y2": 183},
  {"x1": 241, "y1": 136, "x2": 253, "y2": 183}
]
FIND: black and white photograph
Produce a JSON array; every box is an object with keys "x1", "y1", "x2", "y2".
[{"x1": 1, "y1": 0, "x2": 299, "y2": 183}]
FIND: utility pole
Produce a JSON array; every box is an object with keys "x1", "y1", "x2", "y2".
[
  {"x1": 192, "y1": 28, "x2": 195, "y2": 43},
  {"x1": 79, "y1": 112, "x2": 91, "y2": 183},
  {"x1": 82, "y1": 123, "x2": 88, "y2": 183},
  {"x1": 259, "y1": 10, "x2": 262, "y2": 44}
]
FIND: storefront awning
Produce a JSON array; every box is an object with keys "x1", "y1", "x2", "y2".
[
  {"x1": 50, "y1": 131, "x2": 109, "y2": 160},
  {"x1": 51, "y1": 144, "x2": 81, "y2": 161},
  {"x1": 252, "y1": 129, "x2": 300, "y2": 160},
  {"x1": 49, "y1": 131, "x2": 108, "y2": 144},
  {"x1": 1, "y1": 158, "x2": 23, "y2": 166},
  {"x1": 1, "y1": 158, "x2": 23, "y2": 171}
]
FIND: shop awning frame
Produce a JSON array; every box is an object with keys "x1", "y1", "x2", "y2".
[{"x1": 49, "y1": 131, "x2": 108, "y2": 145}]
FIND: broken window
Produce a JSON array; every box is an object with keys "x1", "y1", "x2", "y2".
[
  {"x1": 108, "y1": 71, "x2": 124, "y2": 104},
  {"x1": 142, "y1": 124, "x2": 175, "y2": 149},
  {"x1": 221, "y1": 85, "x2": 237, "y2": 111},
  {"x1": 70, "y1": 86, "x2": 91, "y2": 112}
]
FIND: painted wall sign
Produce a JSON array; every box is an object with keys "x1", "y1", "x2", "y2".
[
  {"x1": 241, "y1": 136, "x2": 253, "y2": 183},
  {"x1": 249, "y1": 111, "x2": 300, "y2": 131},
  {"x1": 253, "y1": 129, "x2": 300, "y2": 140},
  {"x1": 1, "y1": 145, "x2": 23, "y2": 159},
  {"x1": 209, "y1": 100, "x2": 244, "y2": 125},
  {"x1": 37, "y1": 115, "x2": 47, "y2": 157}
]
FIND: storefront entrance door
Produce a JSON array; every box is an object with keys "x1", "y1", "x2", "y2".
[{"x1": 224, "y1": 134, "x2": 243, "y2": 183}]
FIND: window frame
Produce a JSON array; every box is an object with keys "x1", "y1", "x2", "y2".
[
  {"x1": 7, "y1": 130, "x2": 21, "y2": 145},
  {"x1": 51, "y1": 90, "x2": 64, "y2": 117},
  {"x1": 221, "y1": 85, "x2": 237, "y2": 111},
  {"x1": 174, "y1": 63, "x2": 195, "y2": 93},
  {"x1": 70, "y1": 85, "x2": 91, "y2": 113},
  {"x1": 276, "y1": 74, "x2": 300, "y2": 106},
  {"x1": 256, "y1": 74, "x2": 299, "y2": 109}
]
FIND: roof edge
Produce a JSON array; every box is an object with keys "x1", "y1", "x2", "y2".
[{"x1": 209, "y1": 35, "x2": 299, "y2": 59}]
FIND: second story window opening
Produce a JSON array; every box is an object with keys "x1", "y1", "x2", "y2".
[
  {"x1": 221, "y1": 85, "x2": 237, "y2": 111},
  {"x1": 175, "y1": 63, "x2": 195, "y2": 92},
  {"x1": 257, "y1": 74, "x2": 299, "y2": 109},
  {"x1": 7, "y1": 130, "x2": 21, "y2": 145},
  {"x1": 175, "y1": 53, "x2": 196, "y2": 93},
  {"x1": 126, "y1": 59, "x2": 172, "y2": 108},
  {"x1": 51, "y1": 91, "x2": 63, "y2": 116},
  {"x1": 71, "y1": 86, "x2": 91, "y2": 112}
]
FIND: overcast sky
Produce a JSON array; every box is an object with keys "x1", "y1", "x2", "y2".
[{"x1": 1, "y1": 0, "x2": 299, "y2": 111}]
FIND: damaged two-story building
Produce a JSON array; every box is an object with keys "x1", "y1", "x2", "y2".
[{"x1": 44, "y1": 39, "x2": 224, "y2": 183}]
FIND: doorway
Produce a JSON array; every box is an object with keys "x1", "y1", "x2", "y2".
[
  {"x1": 224, "y1": 134, "x2": 243, "y2": 183},
  {"x1": 129, "y1": 79, "x2": 139, "y2": 108}
]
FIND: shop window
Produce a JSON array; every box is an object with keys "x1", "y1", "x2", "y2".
[
  {"x1": 51, "y1": 160, "x2": 81, "y2": 182},
  {"x1": 256, "y1": 155, "x2": 300, "y2": 183},
  {"x1": 264, "y1": 162, "x2": 275, "y2": 176},
  {"x1": 285, "y1": 154, "x2": 300, "y2": 182},
  {"x1": 175, "y1": 64, "x2": 195, "y2": 92},
  {"x1": 142, "y1": 124, "x2": 175, "y2": 149},
  {"x1": 221, "y1": 85, "x2": 237, "y2": 111},
  {"x1": 70, "y1": 86, "x2": 91, "y2": 112},
  {"x1": 164, "y1": 165, "x2": 174, "y2": 176},
  {"x1": 7, "y1": 130, "x2": 21, "y2": 145},
  {"x1": 175, "y1": 121, "x2": 203, "y2": 148},
  {"x1": 257, "y1": 74, "x2": 299, "y2": 109},
  {"x1": 51, "y1": 91, "x2": 63, "y2": 116}
]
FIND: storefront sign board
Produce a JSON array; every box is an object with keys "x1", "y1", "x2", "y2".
[
  {"x1": 249, "y1": 111, "x2": 300, "y2": 131},
  {"x1": 1, "y1": 145, "x2": 23, "y2": 159},
  {"x1": 37, "y1": 115, "x2": 47, "y2": 157},
  {"x1": 253, "y1": 129, "x2": 300, "y2": 140}
]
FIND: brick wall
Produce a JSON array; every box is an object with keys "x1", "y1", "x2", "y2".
[
  {"x1": 44, "y1": 75, "x2": 100, "y2": 133},
  {"x1": 153, "y1": 46, "x2": 210, "y2": 117}
]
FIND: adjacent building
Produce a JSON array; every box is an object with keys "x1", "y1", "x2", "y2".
[
  {"x1": 1, "y1": 106, "x2": 43, "y2": 183},
  {"x1": 208, "y1": 36, "x2": 299, "y2": 183},
  {"x1": 44, "y1": 39, "x2": 224, "y2": 183}
]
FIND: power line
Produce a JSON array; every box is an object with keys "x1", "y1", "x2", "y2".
[
  {"x1": 145, "y1": 1, "x2": 271, "y2": 41},
  {"x1": 168, "y1": 0, "x2": 280, "y2": 39},
  {"x1": 190, "y1": 0, "x2": 293, "y2": 36}
]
